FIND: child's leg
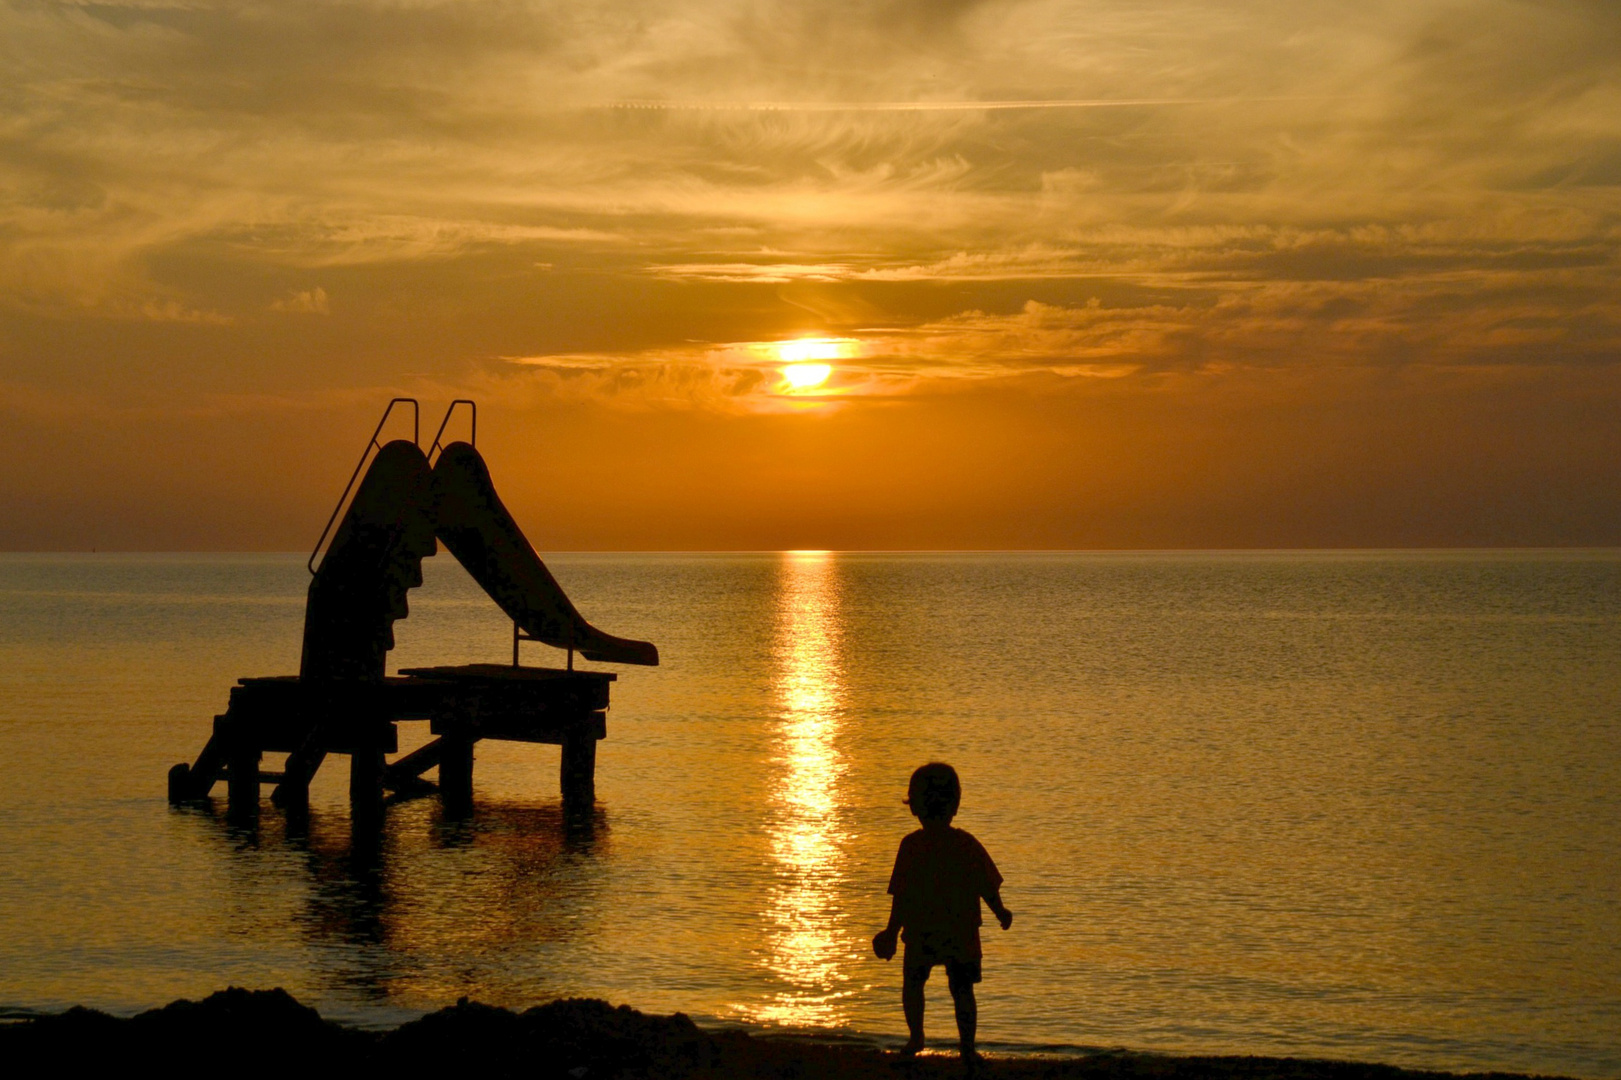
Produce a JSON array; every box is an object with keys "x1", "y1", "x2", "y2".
[
  {"x1": 902, "y1": 965, "x2": 929, "y2": 1052},
  {"x1": 946, "y1": 964, "x2": 979, "y2": 1056}
]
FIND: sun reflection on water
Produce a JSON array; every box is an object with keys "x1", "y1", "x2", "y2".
[{"x1": 752, "y1": 550, "x2": 856, "y2": 1026}]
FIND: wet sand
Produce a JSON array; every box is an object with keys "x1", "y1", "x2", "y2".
[{"x1": 0, "y1": 989, "x2": 1572, "y2": 1080}]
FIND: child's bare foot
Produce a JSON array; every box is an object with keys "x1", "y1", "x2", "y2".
[
  {"x1": 900, "y1": 1035, "x2": 924, "y2": 1057},
  {"x1": 961, "y1": 1047, "x2": 984, "y2": 1072}
]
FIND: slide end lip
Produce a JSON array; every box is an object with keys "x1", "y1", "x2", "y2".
[{"x1": 579, "y1": 640, "x2": 660, "y2": 666}]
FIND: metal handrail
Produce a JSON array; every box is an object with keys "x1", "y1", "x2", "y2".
[
  {"x1": 513, "y1": 619, "x2": 575, "y2": 671},
  {"x1": 306, "y1": 398, "x2": 419, "y2": 575},
  {"x1": 427, "y1": 399, "x2": 477, "y2": 464}
]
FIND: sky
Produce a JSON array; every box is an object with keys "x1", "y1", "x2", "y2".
[{"x1": 1, "y1": 0, "x2": 1618, "y2": 549}]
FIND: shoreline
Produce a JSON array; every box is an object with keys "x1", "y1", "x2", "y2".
[{"x1": 0, "y1": 988, "x2": 1580, "y2": 1080}]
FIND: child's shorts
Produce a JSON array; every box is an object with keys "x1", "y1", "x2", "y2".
[{"x1": 903, "y1": 937, "x2": 982, "y2": 991}]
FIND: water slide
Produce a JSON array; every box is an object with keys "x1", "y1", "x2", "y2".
[
  {"x1": 301, "y1": 434, "x2": 657, "y2": 677},
  {"x1": 432, "y1": 442, "x2": 659, "y2": 666}
]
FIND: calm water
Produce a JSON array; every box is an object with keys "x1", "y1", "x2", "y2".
[{"x1": 0, "y1": 551, "x2": 1617, "y2": 1076}]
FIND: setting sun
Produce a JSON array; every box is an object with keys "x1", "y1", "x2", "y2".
[
  {"x1": 776, "y1": 338, "x2": 851, "y2": 391},
  {"x1": 777, "y1": 339, "x2": 845, "y2": 364},
  {"x1": 781, "y1": 363, "x2": 832, "y2": 390}
]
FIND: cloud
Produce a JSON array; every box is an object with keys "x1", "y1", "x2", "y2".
[
  {"x1": 133, "y1": 297, "x2": 233, "y2": 324},
  {"x1": 647, "y1": 261, "x2": 854, "y2": 283},
  {"x1": 1, "y1": 1, "x2": 1617, "y2": 386},
  {"x1": 500, "y1": 271, "x2": 1621, "y2": 415},
  {"x1": 270, "y1": 285, "x2": 329, "y2": 313},
  {"x1": 606, "y1": 96, "x2": 1279, "y2": 112},
  {"x1": 499, "y1": 302, "x2": 1178, "y2": 413}
]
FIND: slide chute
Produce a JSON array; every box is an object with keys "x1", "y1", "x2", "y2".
[{"x1": 302, "y1": 437, "x2": 657, "y2": 678}]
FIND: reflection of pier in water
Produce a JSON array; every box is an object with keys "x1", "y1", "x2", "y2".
[
  {"x1": 756, "y1": 551, "x2": 855, "y2": 1026},
  {"x1": 187, "y1": 800, "x2": 608, "y2": 1007}
]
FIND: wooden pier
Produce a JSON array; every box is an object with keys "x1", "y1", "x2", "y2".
[
  {"x1": 168, "y1": 400, "x2": 656, "y2": 822},
  {"x1": 169, "y1": 664, "x2": 614, "y2": 817}
]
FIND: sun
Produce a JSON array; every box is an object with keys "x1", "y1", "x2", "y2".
[
  {"x1": 775, "y1": 338, "x2": 849, "y2": 391},
  {"x1": 778, "y1": 339, "x2": 843, "y2": 364},
  {"x1": 782, "y1": 362, "x2": 832, "y2": 390}
]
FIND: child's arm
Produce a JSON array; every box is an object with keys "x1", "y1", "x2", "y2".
[
  {"x1": 984, "y1": 886, "x2": 1013, "y2": 930},
  {"x1": 872, "y1": 896, "x2": 901, "y2": 960}
]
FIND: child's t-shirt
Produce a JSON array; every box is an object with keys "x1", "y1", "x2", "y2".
[{"x1": 887, "y1": 825, "x2": 1002, "y2": 959}]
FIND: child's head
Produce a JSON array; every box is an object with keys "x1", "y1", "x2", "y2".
[{"x1": 906, "y1": 762, "x2": 962, "y2": 823}]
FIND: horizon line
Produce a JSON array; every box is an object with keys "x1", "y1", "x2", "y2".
[{"x1": 4, "y1": 546, "x2": 1618, "y2": 556}]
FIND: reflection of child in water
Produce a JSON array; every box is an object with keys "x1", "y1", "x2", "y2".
[{"x1": 873, "y1": 763, "x2": 1013, "y2": 1064}]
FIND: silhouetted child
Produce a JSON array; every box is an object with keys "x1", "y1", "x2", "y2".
[{"x1": 873, "y1": 762, "x2": 1012, "y2": 1064}]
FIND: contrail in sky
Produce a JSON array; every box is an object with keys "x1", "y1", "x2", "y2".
[{"x1": 606, "y1": 97, "x2": 1301, "y2": 112}]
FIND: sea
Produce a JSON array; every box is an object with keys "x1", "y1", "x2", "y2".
[{"x1": 0, "y1": 551, "x2": 1617, "y2": 1076}]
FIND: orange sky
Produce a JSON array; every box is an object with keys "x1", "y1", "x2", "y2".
[{"x1": 2, "y1": 0, "x2": 1618, "y2": 549}]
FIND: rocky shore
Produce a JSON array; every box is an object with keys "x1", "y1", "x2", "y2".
[{"x1": 0, "y1": 988, "x2": 1567, "y2": 1080}]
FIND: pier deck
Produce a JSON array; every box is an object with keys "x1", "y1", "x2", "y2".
[{"x1": 167, "y1": 664, "x2": 615, "y2": 817}]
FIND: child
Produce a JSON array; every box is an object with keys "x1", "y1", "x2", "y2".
[{"x1": 873, "y1": 762, "x2": 1013, "y2": 1063}]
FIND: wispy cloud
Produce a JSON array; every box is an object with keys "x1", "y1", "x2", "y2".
[
  {"x1": 500, "y1": 267, "x2": 1621, "y2": 414},
  {"x1": 2, "y1": 1, "x2": 1619, "y2": 435},
  {"x1": 269, "y1": 286, "x2": 328, "y2": 314},
  {"x1": 605, "y1": 97, "x2": 1303, "y2": 112}
]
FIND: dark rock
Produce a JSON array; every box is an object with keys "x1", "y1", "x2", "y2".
[
  {"x1": 376, "y1": 995, "x2": 715, "y2": 1078},
  {"x1": 0, "y1": 989, "x2": 1577, "y2": 1080},
  {"x1": 132, "y1": 986, "x2": 330, "y2": 1039}
]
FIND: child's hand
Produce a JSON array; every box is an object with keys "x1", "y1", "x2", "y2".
[
  {"x1": 872, "y1": 928, "x2": 898, "y2": 960},
  {"x1": 996, "y1": 907, "x2": 1014, "y2": 930}
]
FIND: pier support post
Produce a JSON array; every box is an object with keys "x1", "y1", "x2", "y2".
[
  {"x1": 167, "y1": 762, "x2": 193, "y2": 803},
  {"x1": 350, "y1": 748, "x2": 385, "y2": 823},
  {"x1": 440, "y1": 734, "x2": 474, "y2": 815},
  {"x1": 272, "y1": 744, "x2": 323, "y2": 813},
  {"x1": 560, "y1": 730, "x2": 596, "y2": 809},
  {"x1": 227, "y1": 741, "x2": 261, "y2": 818}
]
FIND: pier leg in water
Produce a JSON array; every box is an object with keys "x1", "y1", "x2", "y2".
[
  {"x1": 166, "y1": 763, "x2": 192, "y2": 803},
  {"x1": 226, "y1": 739, "x2": 261, "y2": 819},
  {"x1": 350, "y1": 748, "x2": 385, "y2": 824},
  {"x1": 439, "y1": 734, "x2": 474, "y2": 815},
  {"x1": 271, "y1": 742, "x2": 324, "y2": 812},
  {"x1": 560, "y1": 729, "x2": 596, "y2": 810}
]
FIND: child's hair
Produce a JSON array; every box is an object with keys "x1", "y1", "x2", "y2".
[{"x1": 906, "y1": 762, "x2": 962, "y2": 820}]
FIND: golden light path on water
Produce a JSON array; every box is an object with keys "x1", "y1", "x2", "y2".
[{"x1": 750, "y1": 550, "x2": 857, "y2": 1026}]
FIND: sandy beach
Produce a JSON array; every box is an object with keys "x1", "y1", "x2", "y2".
[{"x1": 0, "y1": 989, "x2": 1572, "y2": 1080}]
